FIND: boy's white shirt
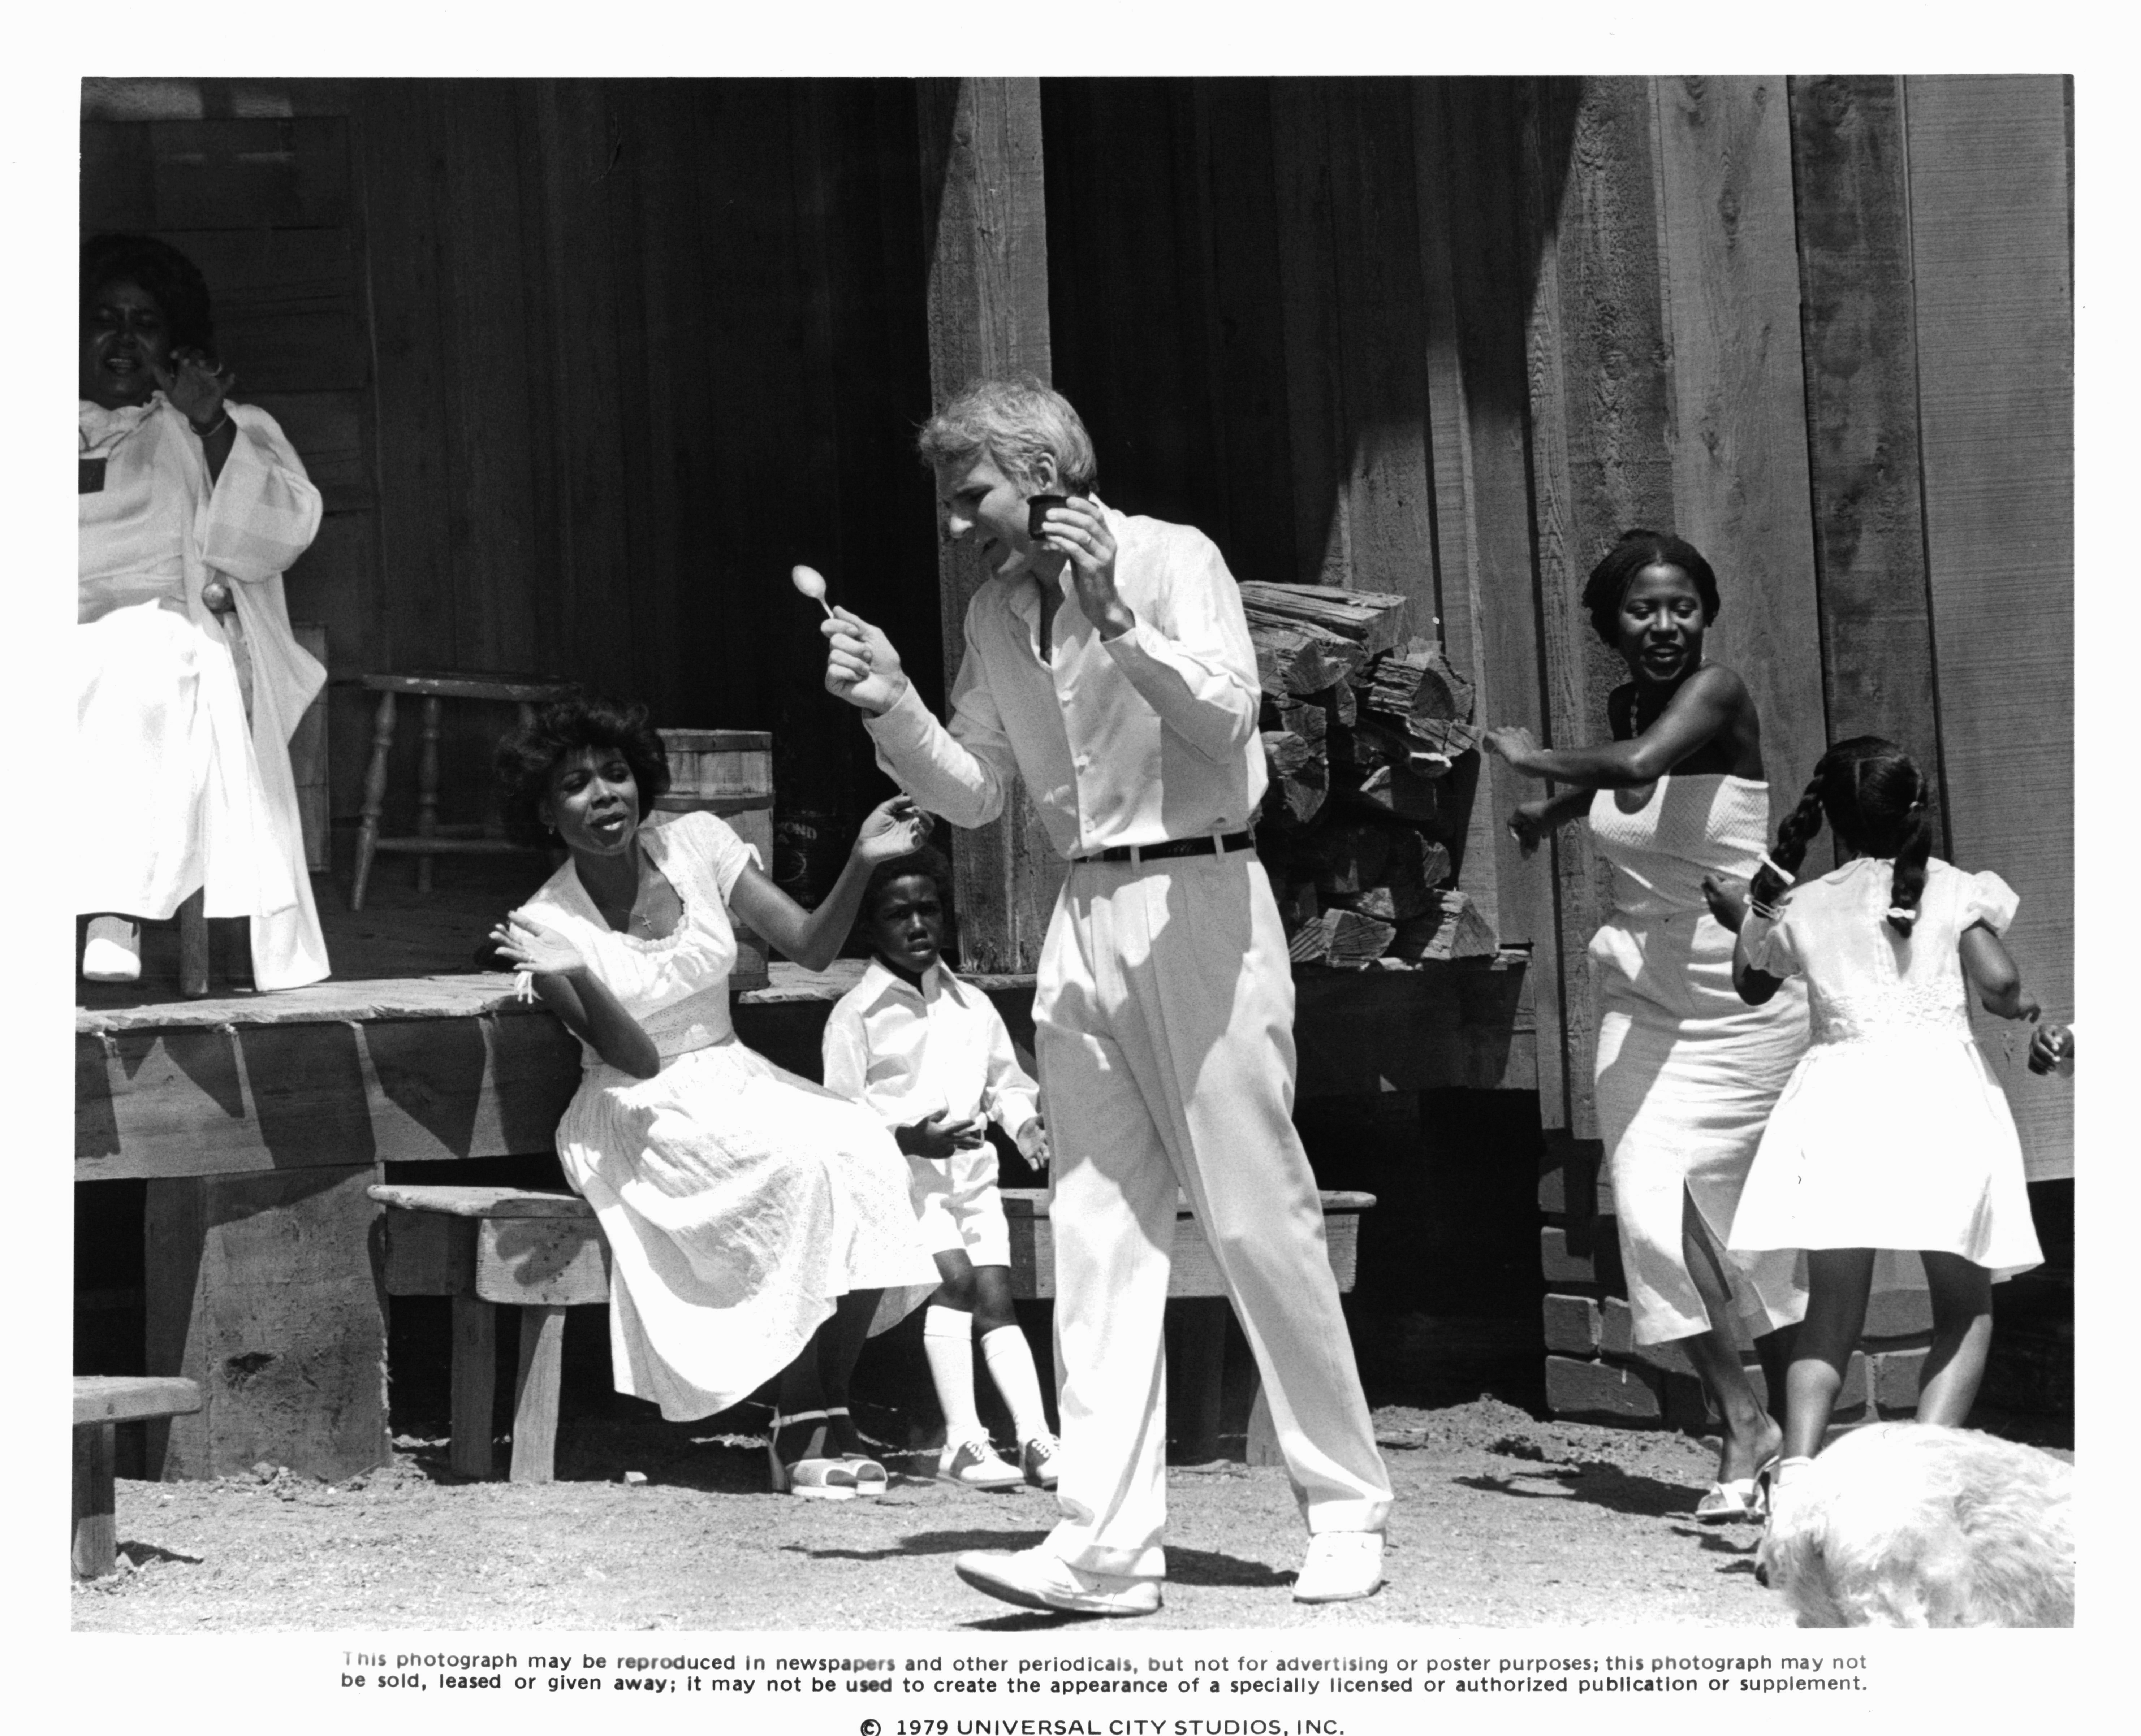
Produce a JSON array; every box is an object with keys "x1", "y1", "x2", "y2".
[{"x1": 821, "y1": 958, "x2": 1043, "y2": 1144}]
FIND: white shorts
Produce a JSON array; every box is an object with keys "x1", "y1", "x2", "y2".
[{"x1": 908, "y1": 1140, "x2": 1011, "y2": 1268}]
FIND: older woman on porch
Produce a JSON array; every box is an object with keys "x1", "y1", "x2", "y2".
[
  {"x1": 486, "y1": 696, "x2": 940, "y2": 1497},
  {"x1": 78, "y1": 232, "x2": 330, "y2": 989}
]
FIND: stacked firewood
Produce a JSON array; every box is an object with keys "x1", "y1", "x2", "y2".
[{"x1": 1244, "y1": 583, "x2": 1498, "y2": 968}]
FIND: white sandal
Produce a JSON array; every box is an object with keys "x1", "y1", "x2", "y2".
[
  {"x1": 768, "y1": 1411, "x2": 858, "y2": 1501},
  {"x1": 824, "y1": 1406, "x2": 887, "y2": 1497}
]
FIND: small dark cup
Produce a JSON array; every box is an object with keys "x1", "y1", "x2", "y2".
[{"x1": 1026, "y1": 494, "x2": 1069, "y2": 540}]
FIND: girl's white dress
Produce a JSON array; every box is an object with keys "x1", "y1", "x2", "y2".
[
  {"x1": 1588, "y1": 774, "x2": 1811, "y2": 1345},
  {"x1": 1728, "y1": 857, "x2": 2043, "y2": 1274},
  {"x1": 519, "y1": 811, "x2": 939, "y2": 1420}
]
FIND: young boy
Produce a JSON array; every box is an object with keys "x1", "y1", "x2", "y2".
[{"x1": 822, "y1": 846, "x2": 1060, "y2": 1490}]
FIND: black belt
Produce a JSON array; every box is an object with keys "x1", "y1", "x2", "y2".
[{"x1": 1076, "y1": 831, "x2": 1255, "y2": 865}]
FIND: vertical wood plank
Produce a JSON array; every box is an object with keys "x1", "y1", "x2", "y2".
[
  {"x1": 1268, "y1": 80, "x2": 1348, "y2": 588},
  {"x1": 1188, "y1": 79, "x2": 1298, "y2": 587},
  {"x1": 144, "y1": 1166, "x2": 388, "y2": 1480},
  {"x1": 509, "y1": 1304, "x2": 567, "y2": 1483},
  {"x1": 1327, "y1": 79, "x2": 1438, "y2": 611},
  {"x1": 1420, "y1": 78, "x2": 1562, "y2": 1047},
  {"x1": 72, "y1": 1425, "x2": 118, "y2": 1579},
  {"x1": 1651, "y1": 77, "x2": 1829, "y2": 829},
  {"x1": 1787, "y1": 76, "x2": 1945, "y2": 789},
  {"x1": 1517, "y1": 76, "x2": 1676, "y2": 1138},
  {"x1": 449, "y1": 1293, "x2": 497, "y2": 1480},
  {"x1": 1905, "y1": 75, "x2": 2073, "y2": 1182},
  {"x1": 916, "y1": 77, "x2": 1061, "y2": 971}
]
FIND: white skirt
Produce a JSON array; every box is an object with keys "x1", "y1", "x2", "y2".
[
  {"x1": 1591, "y1": 910, "x2": 1811, "y2": 1345},
  {"x1": 1729, "y1": 1032, "x2": 2043, "y2": 1276},
  {"x1": 555, "y1": 1039, "x2": 940, "y2": 1420}
]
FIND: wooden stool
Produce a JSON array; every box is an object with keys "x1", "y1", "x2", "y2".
[
  {"x1": 351, "y1": 672, "x2": 578, "y2": 910},
  {"x1": 74, "y1": 1376, "x2": 202, "y2": 1578},
  {"x1": 369, "y1": 1184, "x2": 607, "y2": 1483}
]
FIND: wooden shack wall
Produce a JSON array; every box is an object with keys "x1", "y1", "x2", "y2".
[
  {"x1": 82, "y1": 77, "x2": 946, "y2": 863},
  {"x1": 1039, "y1": 74, "x2": 2072, "y2": 1179},
  {"x1": 82, "y1": 75, "x2": 2072, "y2": 1178}
]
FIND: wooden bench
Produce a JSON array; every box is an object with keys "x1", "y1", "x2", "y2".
[
  {"x1": 369, "y1": 1182, "x2": 1375, "y2": 1482},
  {"x1": 74, "y1": 1376, "x2": 202, "y2": 1578}
]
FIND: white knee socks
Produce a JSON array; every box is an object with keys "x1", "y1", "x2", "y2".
[
  {"x1": 926, "y1": 1307, "x2": 1052, "y2": 1446},
  {"x1": 981, "y1": 1323, "x2": 1050, "y2": 1445},
  {"x1": 924, "y1": 1306, "x2": 983, "y2": 1443}
]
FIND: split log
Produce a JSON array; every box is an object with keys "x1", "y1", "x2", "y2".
[
  {"x1": 1259, "y1": 730, "x2": 1329, "y2": 824},
  {"x1": 1274, "y1": 699, "x2": 1328, "y2": 745},
  {"x1": 1357, "y1": 635, "x2": 1476, "y2": 725},
  {"x1": 1305, "y1": 824, "x2": 1390, "y2": 897},
  {"x1": 1331, "y1": 717, "x2": 1456, "y2": 779},
  {"x1": 1248, "y1": 619, "x2": 1365, "y2": 698},
  {"x1": 1331, "y1": 831, "x2": 1452, "y2": 924},
  {"x1": 1342, "y1": 761, "x2": 1445, "y2": 828},
  {"x1": 1325, "y1": 908, "x2": 1397, "y2": 967},
  {"x1": 1238, "y1": 583, "x2": 1415, "y2": 659},
  {"x1": 1389, "y1": 889, "x2": 1499, "y2": 962},
  {"x1": 1287, "y1": 910, "x2": 1334, "y2": 965}
]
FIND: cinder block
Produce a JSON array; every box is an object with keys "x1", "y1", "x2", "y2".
[
  {"x1": 1544, "y1": 1355, "x2": 1664, "y2": 1422},
  {"x1": 1598, "y1": 1296, "x2": 1695, "y2": 1374},
  {"x1": 1541, "y1": 1226, "x2": 1598, "y2": 1285},
  {"x1": 1864, "y1": 1286, "x2": 1935, "y2": 1339},
  {"x1": 1542, "y1": 1294, "x2": 1601, "y2": 1355},
  {"x1": 1871, "y1": 1346, "x2": 1929, "y2": 1414},
  {"x1": 1537, "y1": 1138, "x2": 1601, "y2": 1217}
]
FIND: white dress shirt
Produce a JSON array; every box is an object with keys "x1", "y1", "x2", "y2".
[
  {"x1": 864, "y1": 507, "x2": 1268, "y2": 857},
  {"x1": 822, "y1": 959, "x2": 1043, "y2": 1138}
]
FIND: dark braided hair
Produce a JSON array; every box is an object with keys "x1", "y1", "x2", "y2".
[
  {"x1": 1751, "y1": 737, "x2": 1935, "y2": 936},
  {"x1": 493, "y1": 694, "x2": 668, "y2": 847},
  {"x1": 1580, "y1": 529, "x2": 1721, "y2": 648},
  {"x1": 82, "y1": 233, "x2": 218, "y2": 358}
]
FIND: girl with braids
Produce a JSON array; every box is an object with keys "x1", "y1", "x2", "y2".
[
  {"x1": 1485, "y1": 529, "x2": 1809, "y2": 1525},
  {"x1": 1713, "y1": 738, "x2": 2044, "y2": 1493}
]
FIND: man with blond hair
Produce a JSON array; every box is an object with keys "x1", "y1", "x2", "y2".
[{"x1": 823, "y1": 378, "x2": 1391, "y2": 1616}]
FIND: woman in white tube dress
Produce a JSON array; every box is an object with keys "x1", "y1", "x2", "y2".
[{"x1": 1486, "y1": 530, "x2": 1808, "y2": 1523}]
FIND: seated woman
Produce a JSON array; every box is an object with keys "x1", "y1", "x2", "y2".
[
  {"x1": 78, "y1": 232, "x2": 329, "y2": 989},
  {"x1": 487, "y1": 697, "x2": 941, "y2": 1497}
]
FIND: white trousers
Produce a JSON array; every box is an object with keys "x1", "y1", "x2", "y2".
[{"x1": 1033, "y1": 850, "x2": 1392, "y2": 1579}]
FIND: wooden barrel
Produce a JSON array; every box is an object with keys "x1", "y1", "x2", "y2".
[{"x1": 656, "y1": 729, "x2": 773, "y2": 989}]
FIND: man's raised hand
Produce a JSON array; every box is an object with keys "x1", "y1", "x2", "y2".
[{"x1": 822, "y1": 606, "x2": 910, "y2": 714}]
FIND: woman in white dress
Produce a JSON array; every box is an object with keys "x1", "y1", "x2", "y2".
[
  {"x1": 487, "y1": 697, "x2": 941, "y2": 1498},
  {"x1": 78, "y1": 233, "x2": 329, "y2": 991},
  {"x1": 1485, "y1": 530, "x2": 1808, "y2": 1523},
  {"x1": 1720, "y1": 738, "x2": 2043, "y2": 1484}
]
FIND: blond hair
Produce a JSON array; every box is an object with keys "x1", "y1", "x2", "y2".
[{"x1": 917, "y1": 376, "x2": 1098, "y2": 492}]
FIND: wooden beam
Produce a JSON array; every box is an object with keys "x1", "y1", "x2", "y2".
[
  {"x1": 915, "y1": 76, "x2": 1062, "y2": 972},
  {"x1": 1905, "y1": 74, "x2": 2073, "y2": 1182},
  {"x1": 1652, "y1": 76, "x2": 1829, "y2": 830},
  {"x1": 1516, "y1": 76, "x2": 1680, "y2": 1138},
  {"x1": 143, "y1": 1164, "x2": 389, "y2": 1480},
  {"x1": 1786, "y1": 76, "x2": 1945, "y2": 786},
  {"x1": 1419, "y1": 76, "x2": 1564, "y2": 1073}
]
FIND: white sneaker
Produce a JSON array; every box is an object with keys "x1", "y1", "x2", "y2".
[
  {"x1": 954, "y1": 1545, "x2": 1161, "y2": 1616},
  {"x1": 938, "y1": 1435, "x2": 1024, "y2": 1490},
  {"x1": 82, "y1": 916, "x2": 142, "y2": 982},
  {"x1": 1020, "y1": 1432, "x2": 1062, "y2": 1489},
  {"x1": 1293, "y1": 1531, "x2": 1385, "y2": 1603}
]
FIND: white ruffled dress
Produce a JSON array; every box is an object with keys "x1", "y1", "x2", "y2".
[
  {"x1": 1727, "y1": 857, "x2": 2042, "y2": 1274},
  {"x1": 520, "y1": 811, "x2": 940, "y2": 1420}
]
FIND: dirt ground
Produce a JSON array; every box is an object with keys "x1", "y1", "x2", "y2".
[
  {"x1": 74, "y1": 1395, "x2": 1803, "y2": 1632},
  {"x1": 73, "y1": 1300, "x2": 2077, "y2": 1634}
]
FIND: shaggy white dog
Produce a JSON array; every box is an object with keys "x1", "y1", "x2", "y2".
[{"x1": 1758, "y1": 1422, "x2": 2072, "y2": 1627}]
